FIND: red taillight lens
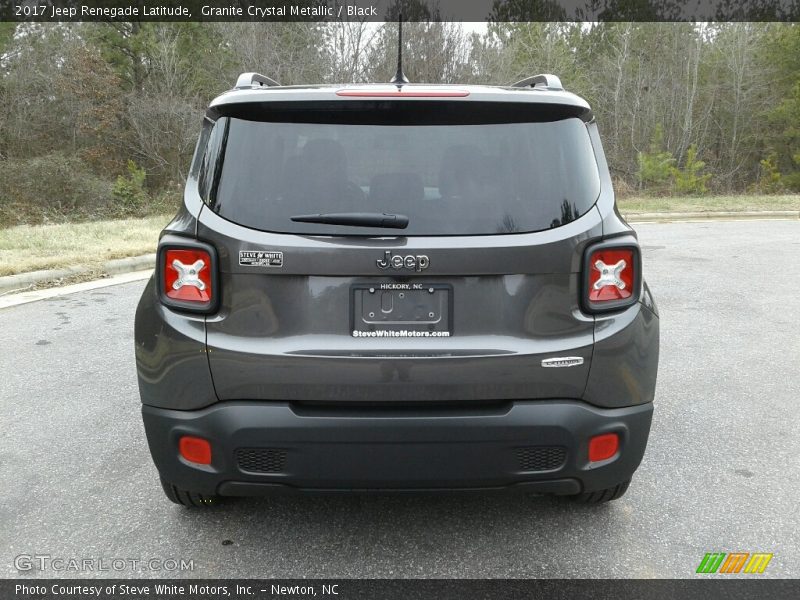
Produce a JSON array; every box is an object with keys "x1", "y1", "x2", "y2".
[
  {"x1": 164, "y1": 248, "x2": 212, "y2": 304},
  {"x1": 583, "y1": 244, "x2": 641, "y2": 313},
  {"x1": 179, "y1": 436, "x2": 212, "y2": 465},
  {"x1": 588, "y1": 433, "x2": 619, "y2": 462},
  {"x1": 588, "y1": 248, "x2": 634, "y2": 302}
]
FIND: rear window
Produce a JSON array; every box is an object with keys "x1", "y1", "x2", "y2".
[{"x1": 206, "y1": 110, "x2": 600, "y2": 236}]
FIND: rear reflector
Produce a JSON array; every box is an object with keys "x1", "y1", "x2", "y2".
[
  {"x1": 179, "y1": 436, "x2": 212, "y2": 465},
  {"x1": 588, "y1": 433, "x2": 619, "y2": 462},
  {"x1": 336, "y1": 89, "x2": 470, "y2": 98}
]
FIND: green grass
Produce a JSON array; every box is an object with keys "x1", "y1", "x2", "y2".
[
  {"x1": 618, "y1": 194, "x2": 800, "y2": 213},
  {"x1": 0, "y1": 215, "x2": 171, "y2": 276}
]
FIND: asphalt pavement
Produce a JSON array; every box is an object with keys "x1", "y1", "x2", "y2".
[{"x1": 1, "y1": 220, "x2": 798, "y2": 579}]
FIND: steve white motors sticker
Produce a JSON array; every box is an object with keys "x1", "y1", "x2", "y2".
[{"x1": 239, "y1": 251, "x2": 283, "y2": 267}]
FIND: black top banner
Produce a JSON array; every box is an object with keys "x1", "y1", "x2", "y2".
[{"x1": 1, "y1": 0, "x2": 799, "y2": 22}]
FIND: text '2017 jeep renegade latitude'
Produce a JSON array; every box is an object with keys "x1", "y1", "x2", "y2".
[{"x1": 135, "y1": 72, "x2": 659, "y2": 507}]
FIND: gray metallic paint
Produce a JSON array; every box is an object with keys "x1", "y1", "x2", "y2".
[
  {"x1": 134, "y1": 278, "x2": 216, "y2": 410},
  {"x1": 585, "y1": 302, "x2": 660, "y2": 407}
]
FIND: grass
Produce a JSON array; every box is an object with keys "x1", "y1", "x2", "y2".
[
  {"x1": 617, "y1": 194, "x2": 800, "y2": 213},
  {"x1": 0, "y1": 193, "x2": 798, "y2": 278},
  {"x1": 0, "y1": 214, "x2": 171, "y2": 276}
]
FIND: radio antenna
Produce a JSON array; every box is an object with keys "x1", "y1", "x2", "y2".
[{"x1": 389, "y1": 13, "x2": 409, "y2": 85}]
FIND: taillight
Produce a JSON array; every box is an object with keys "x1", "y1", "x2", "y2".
[
  {"x1": 582, "y1": 242, "x2": 641, "y2": 313},
  {"x1": 157, "y1": 238, "x2": 218, "y2": 313}
]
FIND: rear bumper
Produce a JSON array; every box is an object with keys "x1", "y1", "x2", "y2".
[{"x1": 142, "y1": 400, "x2": 653, "y2": 495}]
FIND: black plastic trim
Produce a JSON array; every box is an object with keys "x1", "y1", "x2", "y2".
[
  {"x1": 218, "y1": 478, "x2": 582, "y2": 496},
  {"x1": 141, "y1": 400, "x2": 653, "y2": 496},
  {"x1": 206, "y1": 100, "x2": 593, "y2": 125}
]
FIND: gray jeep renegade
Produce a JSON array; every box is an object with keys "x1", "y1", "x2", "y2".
[{"x1": 135, "y1": 72, "x2": 659, "y2": 506}]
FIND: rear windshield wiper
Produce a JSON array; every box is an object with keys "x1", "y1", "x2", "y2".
[{"x1": 290, "y1": 212, "x2": 409, "y2": 229}]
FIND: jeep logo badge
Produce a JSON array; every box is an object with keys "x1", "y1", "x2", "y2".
[{"x1": 376, "y1": 251, "x2": 430, "y2": 272}]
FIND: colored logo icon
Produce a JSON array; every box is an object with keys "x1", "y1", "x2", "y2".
[{"x1": 696, "y1": 552, "x2": 773, "y2": 574}]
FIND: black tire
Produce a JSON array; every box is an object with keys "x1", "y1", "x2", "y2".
[
  {"x1": 160, "y1": 478, "x2": 220, "y2": 508},
  {"x1": 573, "y1": 480, "x2": 630, "y2": 504}
]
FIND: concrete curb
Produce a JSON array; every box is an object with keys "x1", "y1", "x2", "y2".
[
  {"x1": 0, "y1": 269, "x2": 153, "y2": 310},
  {"x1": 624, "y1": 210, "x2": 799, "y2": 222},
  {"x1": 0, "y1": 254, "x2": 155, "y2": 295}
]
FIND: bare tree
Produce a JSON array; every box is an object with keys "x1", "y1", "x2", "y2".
[{"x1": 325, "y1": 20, "x2": 380, "y2": 83}]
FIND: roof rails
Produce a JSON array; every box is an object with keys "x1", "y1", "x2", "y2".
[
  {"x1": 511, "y1": 74, "x2": 564, "y2": 91},
  {"x1": 234, "y1": 72, "x2": 281, "y2": 90}
]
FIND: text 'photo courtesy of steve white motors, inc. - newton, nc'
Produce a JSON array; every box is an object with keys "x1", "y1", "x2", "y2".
[
  {"x1": 19, "y1": 3, "x2": 378, "y2": 19},
  {"x1": 14, "y1": 583, "x2": 338, "y2": 597}
]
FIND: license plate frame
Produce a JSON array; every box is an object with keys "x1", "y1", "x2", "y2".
[{"x1": 350, "y1": 283, "x2": 453, "y2": 336}]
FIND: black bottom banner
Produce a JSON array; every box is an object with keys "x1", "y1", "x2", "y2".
[{"x1": 3, "y1": 579, "x2": 800, "y2": 600}]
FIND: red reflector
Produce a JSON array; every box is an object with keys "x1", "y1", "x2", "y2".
[
  {"x1": 588, "y1": 433, "x2": 619, "y2": 462},
  {"x1": 164, "y1": 248, "x2": 212, "y2": 303},
  {"x1": 179, "y1": 436, "x2": 212, "y2": 465},
  {"x1": 336, "y1": 89, "x2": 470, "y2": 98},
  {"x1": 587, "y1": 248, "x2": 635, "y2": 303}
]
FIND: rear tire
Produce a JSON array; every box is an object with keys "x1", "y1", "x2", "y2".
[
  {"x1": 572, "y1": 480, "x2": 630, "y2": 504},
  {"x1": 160, "y1": 478, "x2": 220, "y2": 507}
]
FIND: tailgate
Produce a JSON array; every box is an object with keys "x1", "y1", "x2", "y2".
[{"x1": 200, "y1": 208, "x2": 600, "y2": 404}]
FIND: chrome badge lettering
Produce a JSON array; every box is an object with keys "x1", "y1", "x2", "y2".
[
  {"x1": 377, "y1": 251, "x2": 429, "y2": 272},
  {"x1": 541, "y1": 357, "x2": 585, "y2": 368}
]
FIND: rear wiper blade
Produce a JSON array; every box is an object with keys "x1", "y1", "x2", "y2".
[{"x1": 290, "y1": 212, "x2": 409, "y2": 229}]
